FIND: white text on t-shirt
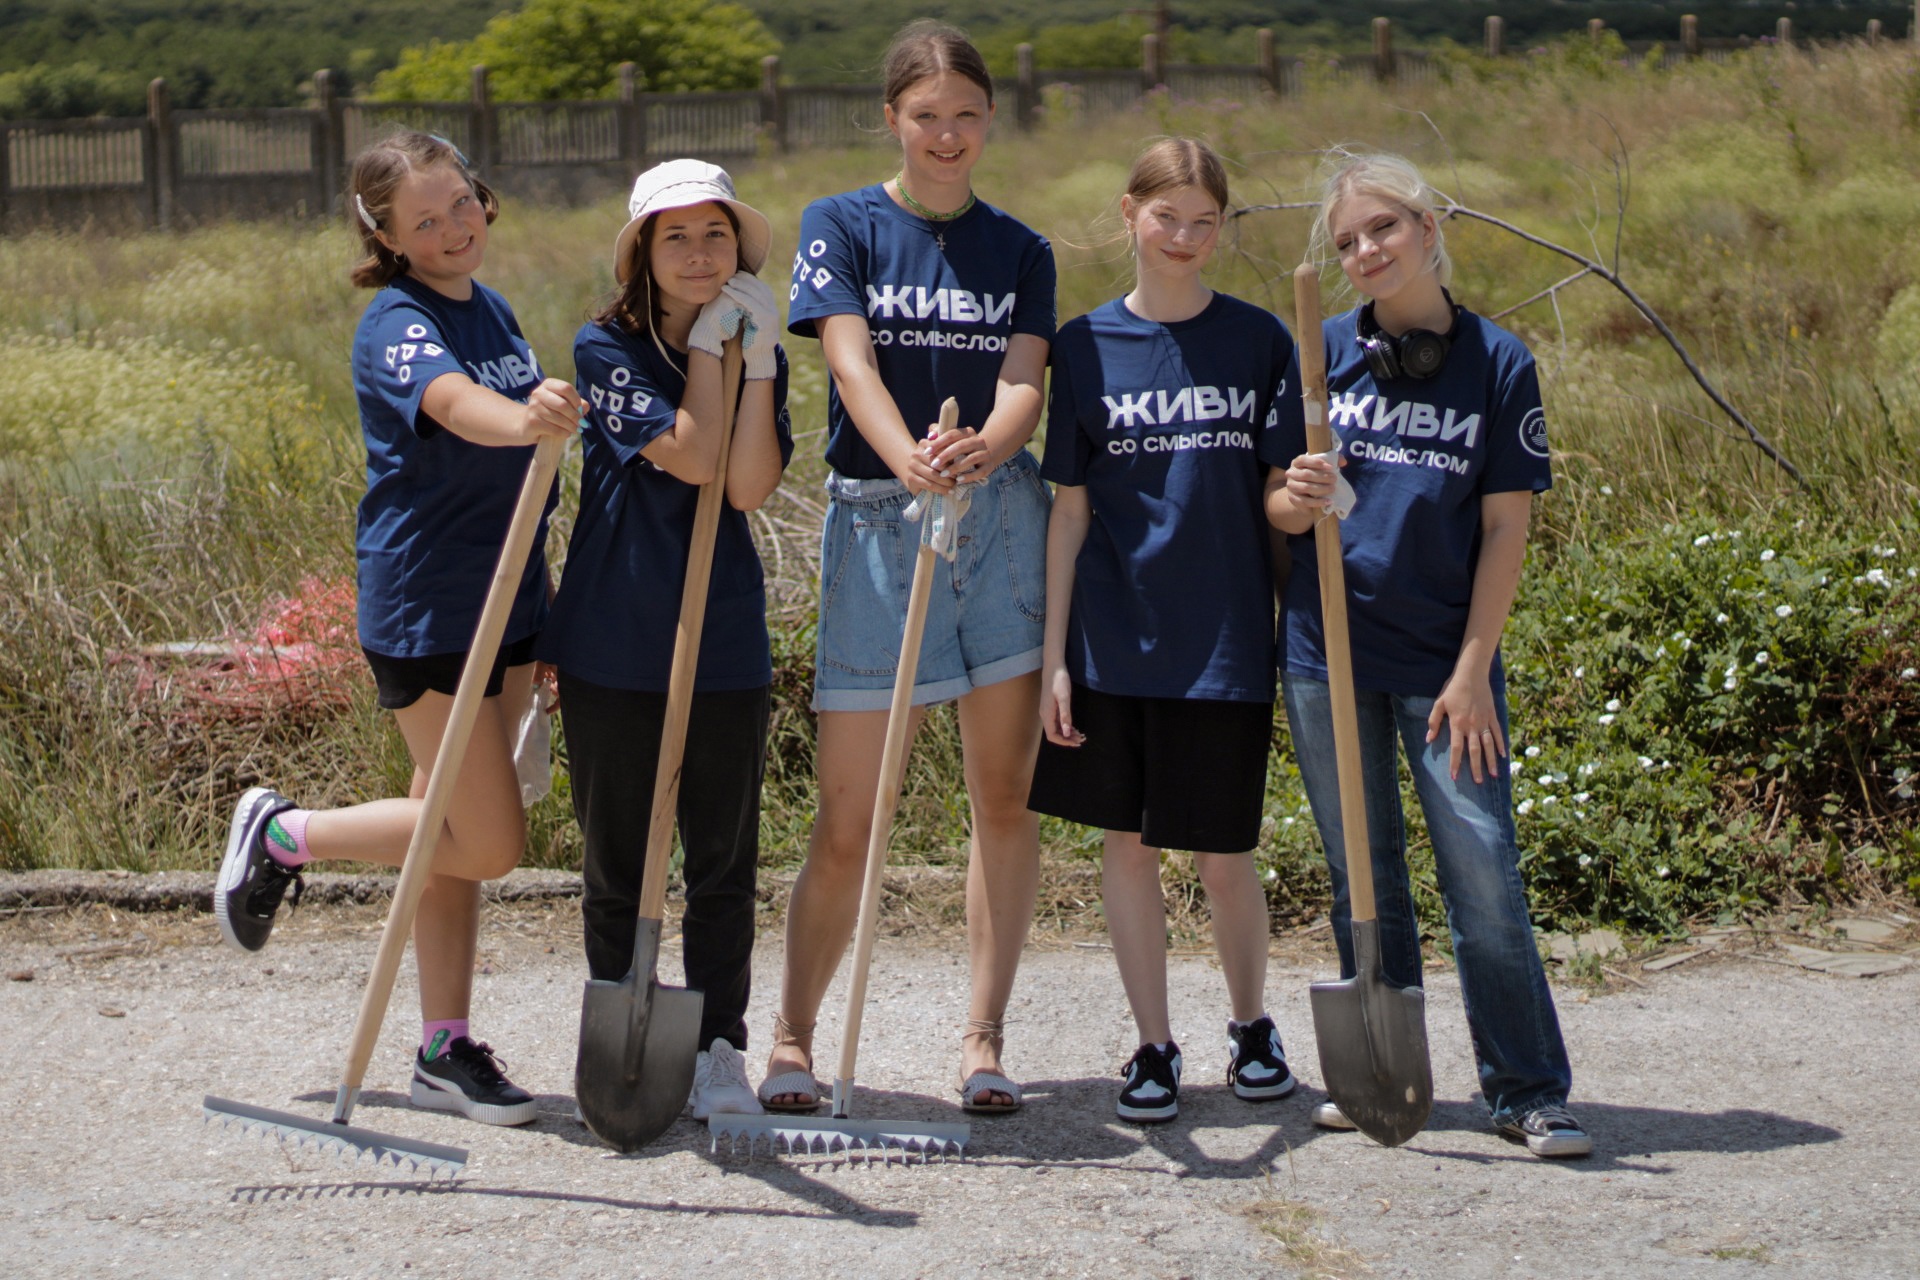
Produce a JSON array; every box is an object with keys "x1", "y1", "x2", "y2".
[
  {"x1": 1102, "y1": 385, "x2": 1259, "y2": 430},
  {"x1": 1327, "y1": 391, "x2": 1481, "y2": 449}
]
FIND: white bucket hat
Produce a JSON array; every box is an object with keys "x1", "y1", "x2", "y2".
[{"x1": 613, "y1": 159, "x2": 772, "y2": 283}]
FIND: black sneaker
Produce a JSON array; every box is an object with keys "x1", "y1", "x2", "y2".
[
  {"x1": 1117, "y1": 1042, "x2": 1182, "y2": 1123},
  {"x1": 1226, "y1": 1015, "x2": 1298, "y2": 1101},
  {"x1": 411, "y1": 1037, "x2": 538, "y2": 1127},
  {"x1": 214, "y1": 787, "x2": 303, "y2": 953},
  {"x1": 1496, "y1": 1102, "x2": 1593, "y2": 1158}
]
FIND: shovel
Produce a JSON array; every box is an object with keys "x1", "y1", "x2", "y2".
[
  {"x1": 575, "y1": 339, "x2": 743, "y2": 1152},
  {"x1": 1294, "y1": 264, "x2": 1434, "y2": 1148}
]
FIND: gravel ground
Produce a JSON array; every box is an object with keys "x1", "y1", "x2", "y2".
[{"x1": 4, "y1": 890, "x2": 1918, "y2": 1279}]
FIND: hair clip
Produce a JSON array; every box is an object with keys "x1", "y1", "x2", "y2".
[
  {"x1": 428, "y1": 134, "x2": 473, "y2": 169},
  {"x1": 354, "y1": 193, "x2": 379, "y2": 232}
]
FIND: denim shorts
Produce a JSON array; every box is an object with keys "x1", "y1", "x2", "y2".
[{"x1": 813, "y1": 449, "x2": 1050, "y2": 712}]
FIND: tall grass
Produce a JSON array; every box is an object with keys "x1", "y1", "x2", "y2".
[{"x1": 3, "y1": 42, "x2": 1915, "y2": 933}]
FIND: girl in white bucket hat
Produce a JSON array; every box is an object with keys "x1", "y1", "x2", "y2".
[{"x1": 539, "y1": 159, "x2": 792, "y2": 1123}]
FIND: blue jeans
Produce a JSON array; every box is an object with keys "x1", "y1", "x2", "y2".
[{"x1": 1282, "y1": 672, "x2": 1573, "y2": 1124}]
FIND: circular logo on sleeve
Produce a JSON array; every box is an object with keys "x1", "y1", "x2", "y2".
[
  {"x1": 609, "y1": 367, "x2": 631, "y2": 388},
  {"x1": 1519, "y1": 407, "x2": 1550, "y2": 459}
]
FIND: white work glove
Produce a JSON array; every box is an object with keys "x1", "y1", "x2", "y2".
[
  {"x1": 720, "y1": 272, "x2": 781, "y2": 380},
  {"x1": 688, "y1": 292, "x2": 748, "y2": 361}
]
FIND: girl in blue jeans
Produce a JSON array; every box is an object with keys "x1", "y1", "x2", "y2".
[{"x1": 1266, "y1": 153, "x2": 1588, "y2": 1158}]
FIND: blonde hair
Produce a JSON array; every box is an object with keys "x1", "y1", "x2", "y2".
[
  {"x1": 1310, "y1": 151, "x2": 1452, "y2": 288},
  {"x1": 346, "y1": 131, "x2": 498, "y2": 290},
  {"x1": 1125, "y1": 137, "x2": 1229, "y2": 214}
]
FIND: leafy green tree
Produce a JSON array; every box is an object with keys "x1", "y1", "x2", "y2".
[
  {"x1": 0, "y1": 61, "x2": 145, "y2": 118},
  {"x1": 372, "y1": 0, "x2": 780, "y2": 101}
]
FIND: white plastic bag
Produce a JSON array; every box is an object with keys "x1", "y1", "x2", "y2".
[{"x1": 513, "y1": 686, "x2": 555, "y2": 807}]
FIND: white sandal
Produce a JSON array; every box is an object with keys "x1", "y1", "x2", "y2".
[
  {"x1": 958, "y1": 1018, "x2": 1023, "y2": 1114},
  {"x1": 757, "y1": 1014, "x2": 823, "y2": 1113}
]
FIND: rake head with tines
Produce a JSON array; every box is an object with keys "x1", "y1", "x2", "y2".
[
  {"x1": 707, "y1": 1112, "x2": 968, "y2": 1163},
  {"x1": 204, "y1": 1095, "x2": 467, "y2": 1180}
]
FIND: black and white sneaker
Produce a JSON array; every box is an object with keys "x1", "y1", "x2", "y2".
[
  {"x1": 1117, "y1": 1041, "x2": 1182, "y2": 1123},
  {"x1": 411, "y1": 1037, "x2": 538, "y2": 1127},
  {"x1": 1496, "y1": 1102, "x2": 1593, "y2": 1158},
  {"x1": 1226, "y1": 1015, "x2": 1298, "y2": 1100},
  {"x1": 214, "y1": 786, "x2": 302, "y2": 953}
]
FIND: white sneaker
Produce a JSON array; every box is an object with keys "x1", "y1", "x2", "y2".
[
  {"x1": 1312, "y1": 1100, "x2": 1358, "y2": 1130},
  {"x1": 687, "y1": 1038, "x2": 764, "y2": 1119}
]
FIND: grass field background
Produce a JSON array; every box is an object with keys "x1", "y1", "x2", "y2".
[{"x1": 2, "y1": 41, "x2": 1916, "y2": 938}]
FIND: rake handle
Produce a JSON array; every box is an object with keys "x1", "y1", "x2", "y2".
[
  {"x1": 832, "y1": 396, "x2": 957, "y2": 1115},
  {"x1": 1294, "y1": 264, "x2": 1378, "y2": 928},
  {"x1": 333, "y1": 428, "x2": 565, "y2": 1124},
  {"x1": 637, "y1": 339, "x2": 746, "y2": 933}
]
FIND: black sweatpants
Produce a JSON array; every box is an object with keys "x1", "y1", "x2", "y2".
[{"x1": 558, "y1": 672, "x2": 770, "y2": 1052}]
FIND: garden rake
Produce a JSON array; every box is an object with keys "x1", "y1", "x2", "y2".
[
  {"x1": 204, "y1": 431, "x2": 567, "y2": 1180},
  {"x1": 709, "y1": 399, "x2": 971, "y2": 1163}
]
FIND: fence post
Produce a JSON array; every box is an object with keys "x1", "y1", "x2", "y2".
[
  {"x1": 1257, "y1": 28, "x2": 1280, "y2": 94},
  {"x1": 1868, "y1": 18, "x2": 1882, "y2": 44},
  {"x1": 760, "y1": 54, "x2": 785, "y2": 153},
  {"x1": 1588, "y1": 18, "x2": 1606, "y2": 46},
  {"x1": 469, "y1": 64, "x2": 494, "y2": 172},
  {"x1": 1485, "y1": 15, "x2": 1504, "y2": 58},
  {"x1": 1373, "y1": 18, "x2": 1395, "y2": 82},
  {"x1": 617, "y1": 62, "x2": 640, "y2": 167},
  {"x1": 314, "y1": 68, "x2": 343, "y2": 219},
  {"x1": 1775, "y1": 17, "x2": 1793, "y2": 46},
  {"x1": 147, "y1": 77, "x2": 174, "y2": 231},
  {"x1": 0, "y1": 118, "x2": 10, "y2": 233},
  {"x1": 1141, "y1": 33, "x2": 1164, "y2": 92},
  {"x1": 1015, "y1": 43, "x2": 1037, "y2": 129},
  {"x1": 1682, "y1": 14, "x2": 1700, "y2": 58}
]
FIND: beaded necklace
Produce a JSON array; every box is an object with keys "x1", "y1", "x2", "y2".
[{"x1": 893, "y1": 173, "x2": 976, "y2": 251}]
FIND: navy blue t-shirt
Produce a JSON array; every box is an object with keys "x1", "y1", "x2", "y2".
[
  {"x1": 1278, "y1": 306, "x2": 1553, "y2": 696},
  {"x1": 1043, "y1": 294, "x2": 1300, "y2": 703},
  {"x1": 786, "y1": 185, "x2": 1056, "y2": 479},
  {"x1": 538, "y1": 322, "x2": 795, "y2": 692},
  {"x1": 351, "y1": 276, "x2": 554, "y2": 659}
]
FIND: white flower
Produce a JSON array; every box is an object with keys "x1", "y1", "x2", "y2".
[
  {"x1": 1600, "y1": 485, "x2": 1614, "y2": 496},
  {"x1": 1573, "y1": 791, "x2": 1591, "y2": 803},
  {"x1": 1755, "y1": 651, "x2": 1770, "y2": 665},
  {"x1": 1605, "y1": 698, "x2": 1622, "y2": 712},
  {"x1": 1867, "y1": 568, "x2": 1890, "y2": 587},
  {"x1": 1538, "y1": 774, "x2": 1556, "y2": 786},
  {"x1": 1671, "y1": 630, "x2": 1688, "y2": 641},
  {"x1": 1555, "y1": 772, "x2": 1569, "y2": 783},
  {"x1": 1877, "y1": 545, "x2": 1898, "y2": 559},
  {"x1": 1525, "y1": 745, "x2": 1542, "y2": 758},
  {"x1": 1656, "y1": 865, "x2": 1671, "y2": 879},
  {"x1": 1573, "y1": 665, "x2": 1586, "y2": 679},
  {"x1": 1715, "y1": 612, "x2": 1730, "y2": 624},
  {"x1": 1681, "y1": 638, "x2": 1693, "y2": 651},
  {"x1": 1775, "y1": 604, "x2": 1793, "y2": 618},
  {"x1": 1638, "y1": 756, "x2": 1654, "y2": 769},
  {"x1": 1820, "y1": 575, "x2": 1829, "y2": 585},
  {"x1": 1511, "y1": 760, "x2": 1522, "y2": 775},
  {"x1": 1724, "y1": 674, "x2": 1738, "y2": 691},
  {"x1": 1693, "y1": 534, "x2": 1713, "y2": 547},
  {"x1": 1541, "y1": 795, "x2": 1558, "y2": 806},
  {"x1": 1516, "y1": 799, "x2": 1534, "y2": 815},
  {"x1": 1761, "y1": 549, "x2": 1776, "y2": 562},
  {"x1": 1579, "y1": 762, "x2": 1598, "y2": 776},
  {"x1": 1730, "y1": 530, "x2": 1743, "y2": 539},
  {"x1": 1901, "y1": 668, "x2": 1917, "y2": 680},
  {"x1": 1577, "y1": 852, "x2": 1592, "y2": 867},
  {"x1": 1598, "y1": 713, "x2": 1615, "y2": 725}
]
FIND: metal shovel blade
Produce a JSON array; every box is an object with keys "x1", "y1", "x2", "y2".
[
  {"x1": 1308, "y1": 918, "x2": 1433, "y2": 1148},
  {"x1": 574, "y1": 918, "x2": 704, "y2": 1153}
]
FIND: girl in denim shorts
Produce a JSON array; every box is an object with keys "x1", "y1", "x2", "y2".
[
  {"x1": 769, "y1": 21, "x2": 1055, "y2": 1114},
  {"x1": 1268, "y1": 152, "x2": 1588, "y2": 1158},
  {"x1": 1029, "y1": 139, "x2": 1304, "y2": 1124}
]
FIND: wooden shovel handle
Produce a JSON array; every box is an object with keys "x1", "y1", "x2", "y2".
[
  {"x1": 638, "y1": 338, "x2": 746, "y2": 926},
  {"x1": 1294, "y1": 264, "x2": 1379, "y2": 926},
  {"x1": 834, "y1": 397, "x2": 958, "y2": 1102},
  {"x1": 335, "y1": 429, "x2": 566, "y2": 1119}
]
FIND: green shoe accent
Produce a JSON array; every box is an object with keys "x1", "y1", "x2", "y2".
[
  {"x1": 425, "y1": 1029, "x2": 451, "y2": 1062},
  {"x1": 265, "y1": 816, "x2": 297, "y2": 856}
]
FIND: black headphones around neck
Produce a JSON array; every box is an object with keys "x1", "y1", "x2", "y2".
[{"x1": 1357, "y1": 289, "x2": 1461, "y2": 382}]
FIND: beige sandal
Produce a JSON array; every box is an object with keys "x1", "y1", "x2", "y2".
[
  {"x1": 958, "y1": 1017, "x2": 1023, "y2": 1114},
  {"x1": 757, "y1": 1013, "x2": 823, "y2": 1113}
]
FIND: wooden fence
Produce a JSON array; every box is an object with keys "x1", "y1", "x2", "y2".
[{"x1": 0, "y1": 15, "x2": 1901, "y2": 233}]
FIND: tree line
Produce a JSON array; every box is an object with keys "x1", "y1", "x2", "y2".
[{"x1": 1, "y1": 0, "x2": 1905, "y2": 117}]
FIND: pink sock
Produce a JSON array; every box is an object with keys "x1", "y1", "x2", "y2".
[
  {"x1": 422, "y1": 1020, "x2": 469, "y2": 1061},
  {"x1": 262, "y1": 809, "x2": 314, "y2": 868}
]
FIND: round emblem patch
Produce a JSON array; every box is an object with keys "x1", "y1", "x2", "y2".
[{"x1": 1519, "y1": 407, "x2": 1550, "y2": 459}]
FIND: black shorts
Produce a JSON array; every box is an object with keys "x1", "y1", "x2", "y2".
[
  {"x1": 1027, "y1": 683, "x2": 1274, "y2": 854},
  {"x1": 361, "y1": 634, "x2": 539, "y2": 710}
]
